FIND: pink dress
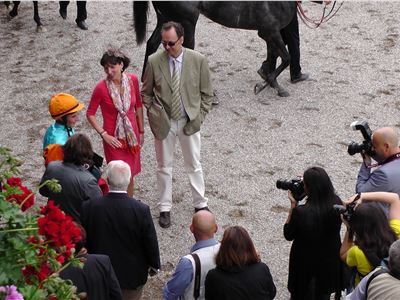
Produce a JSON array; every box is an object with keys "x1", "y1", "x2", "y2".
[{"x1": 87, "y1": 73, "x2": 142, "y2": 176}]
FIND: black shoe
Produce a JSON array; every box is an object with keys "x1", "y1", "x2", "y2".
[
  {"x1": 159, "y1": 212, "x2": 171, "y2": 228},
  {"x1": 194, "y1": 206, "x2": 211, "y2": 213},
  {"x1": 59, "y1": 8, "x2": 67, "y2": 19},
  {"x1": 76, "y1": 20, "x2": 88, "y2": 30},
  {"x1": 291, "y1": 73, "x2": 310, "y2": 84}
]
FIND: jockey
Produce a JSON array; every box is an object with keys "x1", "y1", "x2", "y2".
[{"x1": 43, "y1": 93, "x2": 84, "y2": 166}]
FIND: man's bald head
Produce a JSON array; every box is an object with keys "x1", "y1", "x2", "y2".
[
  {"x1": 372, "y1": 127, "x2": 400, "y2": 161},
  {"x1": 373, "y1": 127, "x2": 399, "y2": 148},
  {"x1": 190, "y1": 210, "x2": 217, "y2": 241}
]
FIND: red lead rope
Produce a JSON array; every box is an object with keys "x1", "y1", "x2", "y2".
[{"x1": 296, "y1": 1, "x2": 344, "y2": 29}]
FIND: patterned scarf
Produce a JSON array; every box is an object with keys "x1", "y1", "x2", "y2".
[{"x1": 106, "y1": 73, "x2": 139, "y2": 153}]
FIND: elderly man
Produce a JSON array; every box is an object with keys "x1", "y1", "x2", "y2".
[
  {"x1": 141, "y1": 21, "x2": 214, "y2": 228},
  {"x1": 163, "y1": 210, "x2": 219, "y2": 300},
  {"x1": 81, "y1": 160, "x2": 160, "y2": 300},
  {"x1": 348, "y1": 239, "x2": 400, "y2": 300},
  {"x1": 356, "y1": 127, "x2": 400, "y2": 214}
]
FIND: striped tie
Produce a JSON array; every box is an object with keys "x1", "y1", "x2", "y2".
[{"x1": 170, "y1": 59, "x2": 181, "y2": 120}]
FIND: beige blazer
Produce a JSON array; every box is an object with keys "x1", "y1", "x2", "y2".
[{"x1": 141, "y1": 48, "x2": 213, "y2": 140}]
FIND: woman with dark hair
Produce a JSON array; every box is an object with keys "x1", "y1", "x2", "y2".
[
  {"x1": 284, "y1": 166, "x2": 342, "y2": 300},
  {"x1": 39, "y1": 134, "x2": 102, "y2": 223},
  {"x1": 87, "y1": 47, "x2": 144, "y2": 197},
  {"x1": 204, "y1": 226, "x2": 276, "y2": 300},
  {"x1": 340, "y1": 192, "x2": 400, "y2": 287}
]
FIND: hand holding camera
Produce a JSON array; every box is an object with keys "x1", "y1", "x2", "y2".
[{"x1": 276, "y1": 178, "x2": 306, "y2": 202}]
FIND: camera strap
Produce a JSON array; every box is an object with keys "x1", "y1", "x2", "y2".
[{"x1": 366, "y1": 153, "x2": 400, "y2": 169}]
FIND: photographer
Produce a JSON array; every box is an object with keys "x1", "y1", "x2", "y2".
[
  {"x1": 340, "y1": 192, "x2": 400, "y2": 287},
  {"x1": 284, "y1": 167, "x2": 342, "y2": 300},
  {"x1": 356, "y1": 127, "x2": 400, "y2": 215}
]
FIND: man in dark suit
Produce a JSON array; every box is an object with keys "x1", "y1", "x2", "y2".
[
  {"x1": 60, "y1": 229, "x2": 123, "y2": 300},
  {"x1": 81, "y1": 160, "x2": 161, "y2": 300},
  {"x1": 141, "y1": 21, "x2": 214, "y2": 228}
]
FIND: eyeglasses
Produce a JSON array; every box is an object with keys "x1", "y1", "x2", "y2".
[{"x1": 162, "y1": 38, "x2": 180, "y2": 47}]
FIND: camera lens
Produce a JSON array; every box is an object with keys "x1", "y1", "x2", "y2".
[
  {"x1": 276, "y1": 179, "x2": 290, "y2": 190},
  {"x1": 347, "y1": 141, "x2": 364, "y2": 156}
]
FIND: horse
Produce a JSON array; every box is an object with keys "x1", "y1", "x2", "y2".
[
  {"x1": 133, "y1": 1, "x2": 297, "y2": 97},
  {"x1": 4, "y1": 1, "x2": 46, "y2": 32}
]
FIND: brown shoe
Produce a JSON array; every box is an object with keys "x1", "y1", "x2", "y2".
[{"x1": 159, "y1": 212, "x2": 171, "y2": 228}]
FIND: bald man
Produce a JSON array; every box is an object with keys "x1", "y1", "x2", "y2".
[
  {"x1": 163, "y1": 211, "x2": 220, "y2": 300},
  {"x1": 356, "y1": 127, "x2": 400, "y2": 214}
]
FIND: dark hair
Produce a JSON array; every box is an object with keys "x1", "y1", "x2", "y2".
[
  {"x1": 303, "y1": 167, "x2": 338, "y2": 212},
  {"x1": 350, "y1": 202, "x2": 397, "y2": 267},
  {"x1": 100, "y1": 47, "x2": 130, "y2": 72},
  {"x1": 161, "y1": 21, "x2": 184, "y2": 39},
  {"x1": 63, "y1": 134, "x2": 94, "y2": 166},
  {"x1": 216, "y1": 226, "x2": 260, "y2": 269}
]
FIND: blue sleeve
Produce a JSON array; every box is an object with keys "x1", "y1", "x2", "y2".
[
  {"x1": 356, "y1": 164, "x2": 388, "y2": 193},
  {"x1": 162, "y1": 257, "x2": 193, "y2": 300},
  {"x1": 349, "y1": 270, "x2": 373, "y2": 300}
]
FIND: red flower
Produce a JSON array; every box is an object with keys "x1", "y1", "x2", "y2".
[
  {"x1": 22, "y1": 265, "x2": 37, "y2": 284},
  {"x1": 6, "y1": 176, "x2": 22, "y2": 186},
  {"x1": 48, "y1": 296, "x2": 58, "y2": 300},
  {"x1": 37, "y1": 262, "x2": 51, "y2": 282},
  {"x1": 56, "y1": 254, "x2": 65, "y2": 264},
  {"x1": 4, "y1": 178, "x2": 35, "y2": 211},
  {"x1": 38, "y1": 201, "x2": 82, "y2": 256}
]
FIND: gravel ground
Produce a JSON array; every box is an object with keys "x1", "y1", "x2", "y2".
[{"x1": 1, "y1": 1, "x2": 400, "y2": 299}]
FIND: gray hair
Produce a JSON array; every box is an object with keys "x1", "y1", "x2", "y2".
[
  {"x1": 389, "y1": 239, "x2": 400, "y2": 278},
  {"x1": 105, "y1": 160, "x2": 131, "y2": 191}
]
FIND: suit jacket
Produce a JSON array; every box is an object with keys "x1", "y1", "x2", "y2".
[
  {"x1": 356, "y1": 159, "x2": 400, "y2": 214},
  {"x1": 39, "y1": 161, "x2": 102, "y2": 223},
  {"x1": 81, "y1": 192, "x2": 161, "y2": 289},
  {"x1": 141, "y1": 48, "x2": 213, "y2": 140},
  {"x1": 60, "y1": 253, "x2": 122, "y2": 300}
]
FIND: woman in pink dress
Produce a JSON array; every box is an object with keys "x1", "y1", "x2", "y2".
[{"x1": 87, "y1": 47, "x2": 144, "y2": 197}]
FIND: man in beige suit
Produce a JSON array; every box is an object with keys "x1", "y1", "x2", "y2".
[{"x1": 141, "y1": 21, "x2": 213, "y2": 228}]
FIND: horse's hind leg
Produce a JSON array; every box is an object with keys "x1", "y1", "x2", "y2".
[
  {"x1": 257, "y1": 42, "x2": 278, "y2": 82},
  {"x1": 258, "y1": 30, "x2": 290, "y2": 97},
  {"x1": 9, "y1": 1, "x2": 19, "y2": 18},
  {"x1": 33, "y1": 1, "x2": 45, "y2": 32},
  {"x1": 141, "y1": 17, "x2": 164, "y2": 82}
]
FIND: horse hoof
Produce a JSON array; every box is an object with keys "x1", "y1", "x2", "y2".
[
  {"x1": 254, "y1": 81, "x2": 269, "y2": 95},
  {"x1": 36, "y1": 26, "x2": 47, "y2": 33},
  {"x1": 278, "y1": 89, "x2": 290, "y2": 97},
  {"x1": 9, "y1": 11, "x2": 17, "y2": 18}
]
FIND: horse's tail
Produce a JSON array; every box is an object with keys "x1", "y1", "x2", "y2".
[{"x1": 133, "y1": 1, "x2": 149, "y2": 45}]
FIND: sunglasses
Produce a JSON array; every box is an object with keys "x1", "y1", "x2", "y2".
[{"x1": 162, "y1": 38, "x2": 180, "y2": 47}]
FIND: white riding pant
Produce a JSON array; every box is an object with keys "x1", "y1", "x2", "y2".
[{"x1": 154, "y1": 117, "x2": 207, "y2": 212}]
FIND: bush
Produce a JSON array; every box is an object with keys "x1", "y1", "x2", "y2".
[{"x1": 0, "y1": 147, "x2": 83, "y2": 300}]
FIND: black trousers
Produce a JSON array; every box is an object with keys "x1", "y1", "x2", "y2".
[
  {"x1": 59, "y1": 1, "x2": 87, "y2": 22},
  {"x1": 280, "y1": 13, "x2": 301, "y2": 78}
]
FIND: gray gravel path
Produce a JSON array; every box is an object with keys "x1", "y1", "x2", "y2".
[{"x1": 1, "y1": 1, "x2": 400, "y2": 299}]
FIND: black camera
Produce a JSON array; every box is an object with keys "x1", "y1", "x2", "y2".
[
  {"x1": 333, "y1": 201, "x2": 357, "y2": 222},
  {"x1": 347, "y1": 121, "x2": 375, "y2": 156},
  {"x1": 276, "y1": 179, "x2": 306, "y2": 202}
]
